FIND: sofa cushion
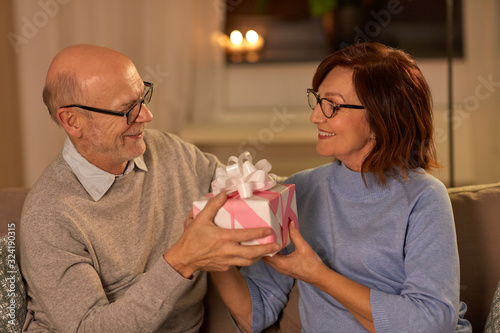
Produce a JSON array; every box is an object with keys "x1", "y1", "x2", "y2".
[
  {"x1": 0, "y1": 188, "x2": 29, "y2": 237},
  {"x1": 200, "y1": 274, "x2": 239, "y2": 332},
  {"x1": 267, "y1": 281, "x2": 301, "y2": 333},
  {"x1": 0, "y1": 235, "x2": 27, "y2": 332},
  {"x1": 201, "y1": 275, "x2": 301, "y2": 333},
  {"x1": 449, "y1": 182, "x2": 500, "y2": 331}
]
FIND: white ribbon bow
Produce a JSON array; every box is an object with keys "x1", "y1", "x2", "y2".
[{"x1": 212, "y1": 151, "x2": 277, "y2": 198}]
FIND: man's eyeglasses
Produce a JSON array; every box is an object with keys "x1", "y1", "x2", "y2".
[
  {"x1": 61, "y1": 81, "x2": 154, "y2": 125},
  {"x1": 307, "y1": 88, "x2": 364, "y2": 118}
]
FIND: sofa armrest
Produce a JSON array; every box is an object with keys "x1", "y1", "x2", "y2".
[{"x1": 449, "y1": 182, "x2": 500, "y2": 331}]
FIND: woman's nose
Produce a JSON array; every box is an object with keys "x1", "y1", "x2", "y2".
[{"x1": 310, "y1": 104, "x2": 325, "y2": 124}]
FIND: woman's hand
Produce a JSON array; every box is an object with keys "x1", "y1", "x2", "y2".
[
  {"x1": 263, "y1": 221, "x2": 326, "y2": 285},
  {"x1": 264, "y1": 221, "x2": 375, "y2": 332}
]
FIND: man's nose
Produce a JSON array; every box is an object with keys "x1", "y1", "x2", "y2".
[{"x1": 136, "y1": 104, "x2": 153, "y2": 123}]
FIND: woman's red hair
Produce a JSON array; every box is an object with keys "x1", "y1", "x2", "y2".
[{"x1": 312, "y1": 42, "x2": 440, "y2": 184}]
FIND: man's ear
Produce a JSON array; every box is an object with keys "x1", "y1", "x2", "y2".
[{"x1": 57, "y1": 107, "x2": 84, "y2": 138}]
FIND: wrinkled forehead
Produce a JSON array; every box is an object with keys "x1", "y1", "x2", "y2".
[
  {"x1": 84, "y1": 69, "x2": 143, "y2": 107},
  {"x1": 82, "y1": 61, "x2": 141, "y2": 87}
]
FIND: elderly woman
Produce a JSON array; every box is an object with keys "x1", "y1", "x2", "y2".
[{"x1": 211, "y1": 42, "x2": 471, "y2": 333}]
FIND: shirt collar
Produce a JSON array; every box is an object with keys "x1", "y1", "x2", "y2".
[{"x1": 62, "y1": 137, "x2": 148, "y2": 201}]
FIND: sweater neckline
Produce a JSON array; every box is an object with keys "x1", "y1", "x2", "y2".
[
  {"x1": 329, "y1": 162, "x2": 396, "y2": 200},
  {"x1": 62, "y1": 137, "x2": 148, "y2": 201}
]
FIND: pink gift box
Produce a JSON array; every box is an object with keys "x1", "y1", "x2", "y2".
[{"x1": 193, "y1": 184, "x2": 297, "y2": 254}]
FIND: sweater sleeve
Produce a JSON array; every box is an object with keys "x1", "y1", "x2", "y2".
[
  {"x1": 20, "y1": 210, "x2": 199, "y2": 333},
  {"x1": 240, "y1": 250, "x2": 295, "y2": 332},
  {"x1": 370, "y1": 182, "x2": 462, "y2": 333}
]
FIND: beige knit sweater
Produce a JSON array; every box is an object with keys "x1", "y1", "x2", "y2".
[{"x1": 20, "y1": 130, "x2": 220, "y2": 332}]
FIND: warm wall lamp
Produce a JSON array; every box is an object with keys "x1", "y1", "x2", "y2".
[{"x1": 222, "y1": 29, "x2": 265, "y2": 63}]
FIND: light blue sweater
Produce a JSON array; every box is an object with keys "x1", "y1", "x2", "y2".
[{"x1": 241, "y1": 162, "x2": 472, "y2": 332}]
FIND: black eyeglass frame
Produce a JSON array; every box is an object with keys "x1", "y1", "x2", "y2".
[
  {"x1": 307, "y1": 88, "x2": 364, "y2": 118},
  {"x1": 61, "y1": 81, "x2": 154, "y2": 125}
]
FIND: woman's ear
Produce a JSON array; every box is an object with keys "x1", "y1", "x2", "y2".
[{"x1": 57, "y1": 107, "x2": 84, "y2": 138}]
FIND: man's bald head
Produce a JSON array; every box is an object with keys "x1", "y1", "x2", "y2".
[{"x1": 43, "y1": 44, "x2": 138, "y2": 124}]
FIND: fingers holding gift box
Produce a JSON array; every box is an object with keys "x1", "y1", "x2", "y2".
[
  {"x1": 193, "y1": 152, "x2": 298, "y2": 257},
  {"x1": 164, "y1": 192, "x2": 280, "y2": 279}
]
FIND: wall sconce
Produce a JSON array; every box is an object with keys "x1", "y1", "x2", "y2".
[{"x1": 223, "y1": 29, "x2": 265, "y2": 63}]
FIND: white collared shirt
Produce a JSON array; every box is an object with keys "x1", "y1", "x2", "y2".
[{"x1": 62, "y1": 137, "x2": 148, "y2": 201}]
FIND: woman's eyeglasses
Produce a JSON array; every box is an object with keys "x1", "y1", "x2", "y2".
[{"x1": 307, "y1": 88, "x2": 364, "y2": 118}]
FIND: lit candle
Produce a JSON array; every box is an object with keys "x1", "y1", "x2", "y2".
[
  {"x1": 230, "y1": 30, "x2": 243, "y2": 45},
  {"x1": 226, "y1": 30, "x2": 244, "y2": 53},
  {"x1": 246, "y1": 30, "x2": 259, "y2": 44},
  {"x1": 224, "y1": 29, "x2": 264, "y2": 61},
  {"x1": 245, "y1": 30, "x2": 264, "y2": 51}
]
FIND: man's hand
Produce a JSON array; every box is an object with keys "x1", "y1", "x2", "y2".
[{"x1": 164, "y1": 192, "x2": 280, "y2": 278}]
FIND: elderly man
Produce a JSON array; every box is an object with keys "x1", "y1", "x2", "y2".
[{"x1": 20, "y1": 44, "x2": 279, "y2": 332}]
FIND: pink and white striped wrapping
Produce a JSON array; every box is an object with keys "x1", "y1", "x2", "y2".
[{"x1": 193, "y1": 184, "x2": 297, "y2": 254}]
